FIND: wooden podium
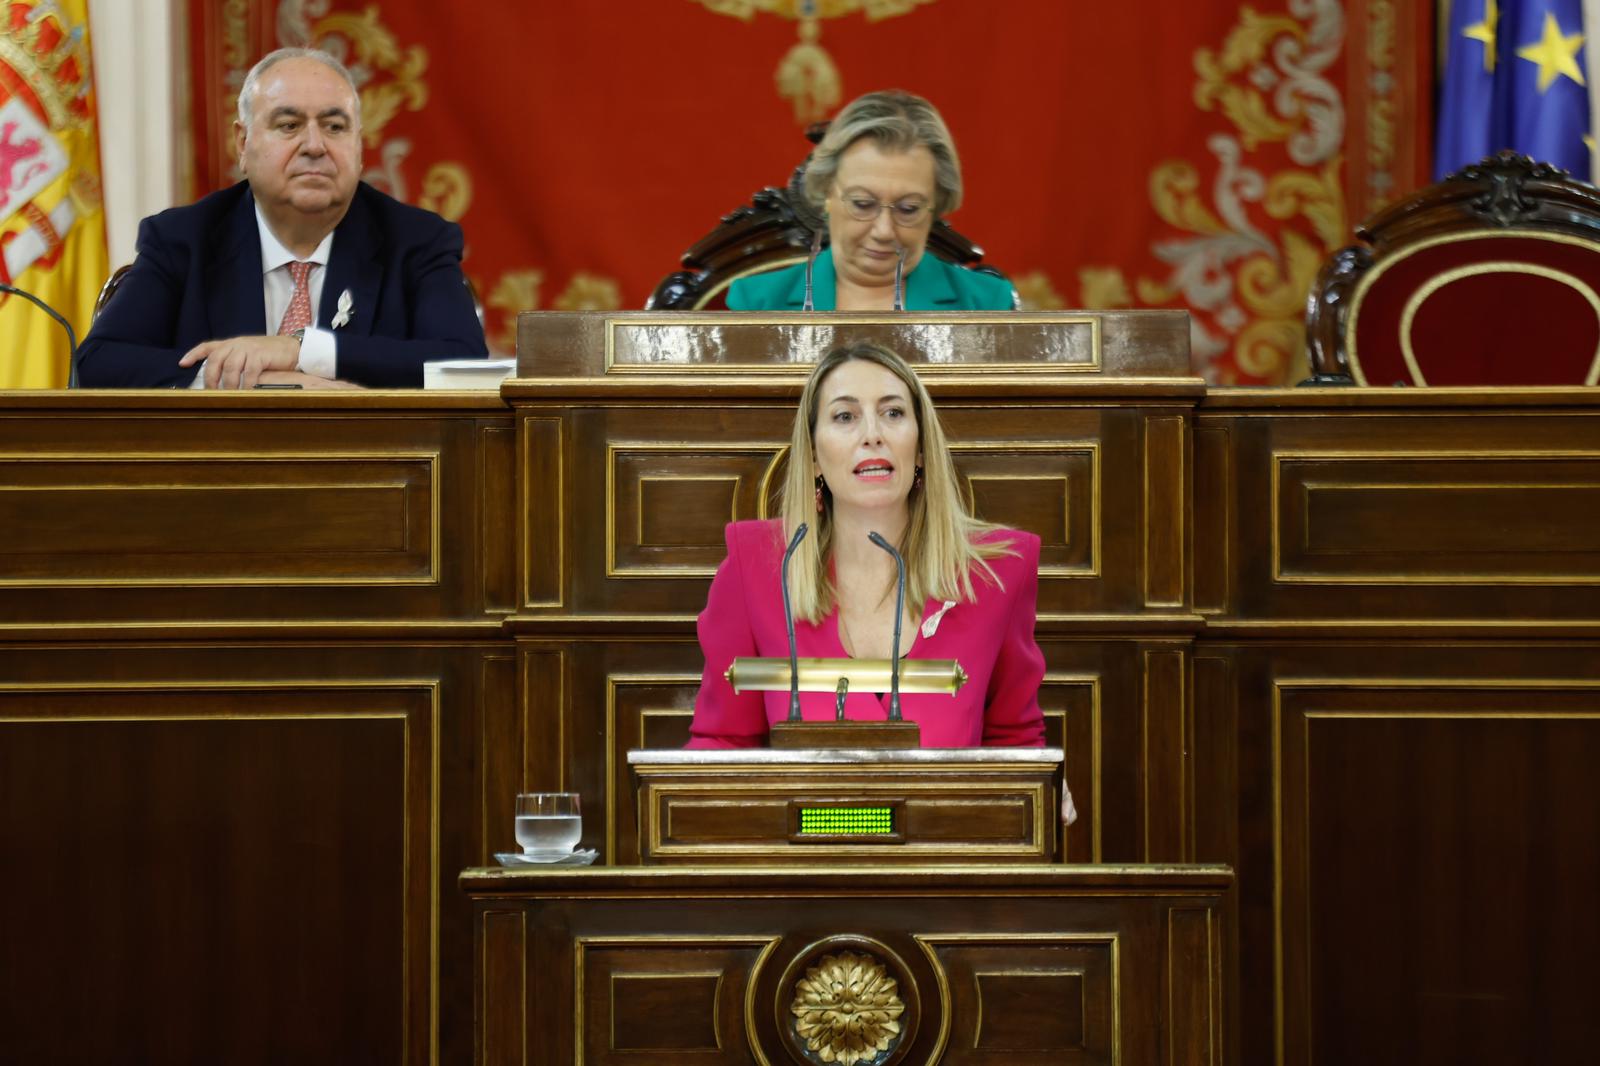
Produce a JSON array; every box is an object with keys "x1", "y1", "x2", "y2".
[
  {"x1": 464, "y1": 310, "x2": 1228, "y2": 1065},
  {"x1": 628, "y1": 747, "x2": 1062, "y2": 864},
  {"x1": 464, "y1": 863, "x2": 1227, "y2": 1066},
  {"x1": 466, "y1": 742, "x2": 1228, "y2": 1063}
]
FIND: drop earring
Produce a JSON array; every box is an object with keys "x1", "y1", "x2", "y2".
[
  {"x1": 814, "y1": 474, "x2": 825, "y2": 513},
  {"x1": 912, "y1": 465, "x2": 924, "y2": 491}
]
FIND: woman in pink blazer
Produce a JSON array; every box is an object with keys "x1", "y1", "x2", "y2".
[{"x1": 688, "y1": 341, "x2": 1046, "y2": 749}]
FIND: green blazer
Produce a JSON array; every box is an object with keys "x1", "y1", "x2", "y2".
[{"x1": 725, "y1": 247, "x2": 1016, "y2": 311}]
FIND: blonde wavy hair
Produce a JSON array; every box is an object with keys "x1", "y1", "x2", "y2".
[{"x1": 779, "y1": 343, "x2": 1014, "y2": 623}]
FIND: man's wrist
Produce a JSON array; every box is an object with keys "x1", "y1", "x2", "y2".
[{"x1": 294, "y1": 327, "x2": 338, "y2": 378}]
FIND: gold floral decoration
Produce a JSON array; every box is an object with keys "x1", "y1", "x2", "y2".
[
  {"x1": 692, "y1": 0, "x2": 936, "y2": 123},
  {"x1": 790, "y1": 950, "x2": 905, "y2": 1066},
  {"x1": 1081, "y1": 0, "x2": 1346, "y2": 384},
  {"x1": 314, "y1": 5, "x2": 429, "y2": 147},
  {"x1": 417, "y1": 163, "x2": 472, "y2": 222},
  {"x1": 1193, "y1": 9, "x2": 1304, "y2": 149},
  {"x1": 554, "y1": 273, "x2": 623, "y2": 312},
  {"x1": 1011, "y1": 271, "x2": 1066, "y2": 311},
  {"x1": 1076, "y1": 267, "x2": 1133, "y2": 310},
  {"x1": 486, "y1": 270, "x2": 544, "y2": 354}
]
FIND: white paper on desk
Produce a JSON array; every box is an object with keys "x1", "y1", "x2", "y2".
[
  {"x1": 426, "y1": 357, "x2": 517, "y2": 371},
  {"x1": 423, "y1": 357, "x2": 517, "y2": 389}
]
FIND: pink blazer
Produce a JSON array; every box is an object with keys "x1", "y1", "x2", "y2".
[{"x1": 688, "y1": 519, "x2": 1046, "y2": 748}]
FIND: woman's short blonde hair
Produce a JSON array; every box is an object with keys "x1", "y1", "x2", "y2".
[
  {"x1": 779, "y1": 342, "x2": 1012, "y2": 623},
  {"x1": 801, "y1": 90, "x2": 964, "y2": 217}
]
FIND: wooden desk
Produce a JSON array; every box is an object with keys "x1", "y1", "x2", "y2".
[
  {"x1": 5, "y1": 334, "x2": 1598, "y2": 1064},
  {"x1": 0, "y1": 391, "x2": 514, "y2": 1066},
  {"x1": 462, "y1": 865, "x2": 1229, "y2": 1066}
]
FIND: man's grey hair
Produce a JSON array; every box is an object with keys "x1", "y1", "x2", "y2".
[
  {"x1": 802, "y1": 90, "x2": 963, "y2": 217},
  {"x1": 237, "y1": 47, "x2": 361, "y2": 127}
]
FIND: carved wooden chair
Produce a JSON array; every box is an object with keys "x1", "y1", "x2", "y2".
[
  {"x1": 1306, "y1": 151, "x2": 1600, "y2": 386},
  {"x1": 648, "y1": 123, "x2": 1009, "y2": 310},
  {"x1": 92, "y1": 264, "x2": 132, "y2": 321}
]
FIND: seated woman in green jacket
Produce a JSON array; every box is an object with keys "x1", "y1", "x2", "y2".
[{"x1": 727, "y1": 90, "x2": 1016, "y2": 313}]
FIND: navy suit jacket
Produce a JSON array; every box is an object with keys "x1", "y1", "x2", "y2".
[{"x1": 78, "y1": 181, "x2": 487, "y2": 388}]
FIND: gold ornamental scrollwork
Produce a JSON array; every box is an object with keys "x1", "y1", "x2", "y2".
[
  {"x1": 690, "y1": 0, "x2": 937, "y2": 123},
  {"x1": 313, "y1": 6, "x2": 429, "y2": 147},
  {"x1": 1078, "y1": 0, "x2": 1348, "y2": 384},
  {"x1": 790, "y1": 950, "x2": 906, "y2": 1065}
]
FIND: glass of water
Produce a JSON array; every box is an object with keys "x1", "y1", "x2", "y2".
[{"x1": 514, "y1": 792, "x2": 582, "y2": 858}]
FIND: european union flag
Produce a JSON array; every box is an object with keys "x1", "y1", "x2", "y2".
[{"x1": 1435, "y1": 0, "x2": 1592, "y2": 180}]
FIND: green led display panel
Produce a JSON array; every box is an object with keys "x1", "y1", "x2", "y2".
[{"x1": 798, "y1": 806, "x2": 895, "y2": 836}]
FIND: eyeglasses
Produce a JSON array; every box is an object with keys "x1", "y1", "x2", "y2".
[{"x1": 834, "y1": 186, "x2": 933, "y2": 227}]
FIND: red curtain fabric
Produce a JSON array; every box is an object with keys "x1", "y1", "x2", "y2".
[{"x1": 185, "y1": 0, "x2": 1431, "y2": 384}]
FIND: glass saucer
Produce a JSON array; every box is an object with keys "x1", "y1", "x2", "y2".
[{"x1": 494, "y1": 848, "x2": 597, "y2": 867}]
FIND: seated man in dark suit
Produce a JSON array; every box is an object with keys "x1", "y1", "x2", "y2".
[{"x1": 78, "y1": 47, "x2": 486, "y2": 389}]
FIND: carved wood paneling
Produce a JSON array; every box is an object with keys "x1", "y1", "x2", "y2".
[
  {"x1": 1275, "y1": 453, "x2": 1600, "y2": 582},
  {"x1": 1201, "y1": 404, "x2": 1600, "y2": 622},
  {"x1": 929, "y1": 935, "x2": 1115, "y2": 1064},
  {"x1": 1143, "y1": 414, "x2": 1189, "y2": 608},
  {"x1": 468, "y1": 868, "x2": 1227, "y2": 1066},
  {"x1": 0, "y1": 642, "x2": 500, "y2": 1066},
  {"x1": 1166, "y1": 908, "x2": 1223, "y2": 1066},
  {"x1": 0, "y1": 404, "x2": 512, "y2": 629},
  {"x1": 515, "y1": 399, "x2": 1193, "y2": 621},
  {"x1": 519, "y1": 415, "x2": 564, "y2": 609},
  {"x1": 478, "y1": 911, "x2": 526, "y2": 1066},
  {"x1": 575, "y1": 939, "x2": 771, "y2": 1065},
  {"x1": 1142, "y1": 645, "x2": 1191, "y2": 862},
  {"x1": 0, "y1": 454, "x2": 433, "y2": 580},
  {"x1": 1198, "y1": 641, "x2": 1600, "y2": 1066},
  {"x1": 526, "y1": 637, "x2": 1187, "y2": 869}
]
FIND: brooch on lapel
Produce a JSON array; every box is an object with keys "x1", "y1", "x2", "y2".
[
  {"x1": 331, "y1": 289, "x2": 354, "y2": 329},
  {"x1": 921, "y1": 600, "x2": 957, "y2": 639}
]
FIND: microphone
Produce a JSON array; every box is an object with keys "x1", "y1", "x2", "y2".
[
  {"x1": 867, "y1": 531, "x2": 907, "y2": 721},
  {"x1": 780, "y1": 522, "x2": 809, "y2": 721},
  {"x1": 0, "y1": 282, "x2": 80, "y2": 387},
  {"x1": 801, "y1": 228, "x2": 823, "y2": 312},
  {"x1": 892, "y1": 245, "x2": 905, "y2": 312}
]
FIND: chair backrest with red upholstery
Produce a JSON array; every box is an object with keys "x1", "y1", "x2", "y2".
[{"x1": 1306, "y1": 151, "x2": 1600, "y2": 387}]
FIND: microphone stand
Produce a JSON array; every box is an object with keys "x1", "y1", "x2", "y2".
[
  {"x1": 1, "y1": 282, "x2": 80, "y2": 387},
  {"x1": 735, "y1": 532, "x2": 947, "y2": 750},
  {"x1": 780, "y1": 523, "x2": 809, "y2": 721},
  {"x1": 867, "y1": 531, "x2": 907, "y2": 720},
  {"x1": 801, "y1": 229, "x2": 823, "y2": 312},
  {"x1": 892, "y1": 246, "x2": 905, "y2": 312}
]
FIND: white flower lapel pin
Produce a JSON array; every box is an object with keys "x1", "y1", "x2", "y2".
[
  {"x1": 921, "y1": 600, "x2": 958, "y2": 639},
  {"x1": 331, "y1": 289, "x2": 354, "y2": 329}
]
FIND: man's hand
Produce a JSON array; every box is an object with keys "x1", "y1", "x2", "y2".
[
  {"x1": 255, "y1": 370, "x2": 364, "y2": 390},
  {"x1": 179, "y1": 334, "x2": 301, "y2": 389}
]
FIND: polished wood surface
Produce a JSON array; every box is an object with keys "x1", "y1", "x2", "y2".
[
  {"x1": 629, "y1": 750, "x2": 1061, "y2": 864},
  {"x1": 0, "y1": 393, "x2": 513, "y2": 1066},
  {"x1": 1198, "y1": 387, "x2": 1600, "y2": 1066},
  {"x1": 463, "y1": 865, "x2": 1230, "y2": 1066},
  {"x1": 507, "y1": 311, "x2": 1203, "y2": 881},
  {"x1": 5, "y1": 320, "x2": 1599, "y2": 1064}
]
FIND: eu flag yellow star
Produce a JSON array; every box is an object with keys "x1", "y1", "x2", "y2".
[
  {"x1": 1516, "y1": 11, "x2": 1586, "y2": 93},
  {"x1": 1463, "y1": 0, "x2": 1499, "y2": 73}
]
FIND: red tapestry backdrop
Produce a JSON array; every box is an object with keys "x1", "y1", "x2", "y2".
[{"x1": 185, "y1": 0, "x2": 1430, "y2": 384}]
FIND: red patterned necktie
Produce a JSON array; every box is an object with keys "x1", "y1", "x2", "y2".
[{"x1": 277, "y1": 261, "x2": 316, "y2": 335}]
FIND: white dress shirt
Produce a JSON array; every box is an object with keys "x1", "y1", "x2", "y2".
[{"x1": 189, "y1": 207, "x2": 337, "y2": 387}]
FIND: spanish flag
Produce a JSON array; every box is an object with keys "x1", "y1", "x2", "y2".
[{"x1": 0, "y1": 0, "x2": 106, "y2": 388}]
